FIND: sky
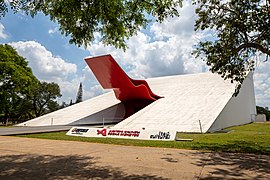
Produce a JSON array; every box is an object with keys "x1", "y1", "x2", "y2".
[{"x1": 0, "y1": 1, "x2": 269, "y2": 108}]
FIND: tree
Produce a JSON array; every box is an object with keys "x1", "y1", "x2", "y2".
[
  {"x1": 75, "y1": 82, "x2": 83, "y2": 103},
  {"x1": 193, "y1": 0, "x2": 270, "y2": 94},
  {"x1": 31, "y1": 81, "x2": 61, "y2": 117},
  {"x1": 0, "y1": 44, "x2": 38, "y2": 123},
  {"x1": 2, "y1": 1, "x2": 269, "y2": 89},
  {"x1": 60, "y1": 101, "x2": 68, "y2": 109},
  {"x1": 0, "y1": 44, "x2": 62, "y2": 123},
  {"x1": 0, "y1": 0, "x2": 182, "y2": 50},
  {"x1": 69, "y1": 99, "x2": 73, "y2": 106},
  {"x1": 256, "y1": 106, "x2": 270, "y2": 121},
  {"x1": 46, "y1": 100, "x2": 60, "y2": 113}
]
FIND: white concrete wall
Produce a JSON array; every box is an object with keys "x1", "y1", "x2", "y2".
[
  {"x1": 208, "y1": 72, "x2": 256, "y2": 132},
  {"x1": 69, "y1": 103, "x2": 125, "y2": 125},
  {"x1": 114, "y1": 73, "x2": 238, "y2": 133},
  {"x1": 16, "y1": 92, "x2": 121, "y2": 126}
]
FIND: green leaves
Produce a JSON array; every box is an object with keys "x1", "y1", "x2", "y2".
[
  {"x1": 1, "y1": 0, "x2": 182, "y2": 50},
  {"x1": 193, "y1": 0, "x2": 270, "y2": 95},
  {"x1": 31, "y1": 81, "x2": 61, "y2": 117},
  {"x1": 0, "y1": 44, "x2": 61, "y2": 120},
  {"x1": 0, "y1": 44, "x2": 38, "y2": 120},
  {"x1": 0, "y1": 44, "x2": 38, "y2": 95},
  {"x1": 3, "y1": 0, "x2": 268, "y2": 96}
]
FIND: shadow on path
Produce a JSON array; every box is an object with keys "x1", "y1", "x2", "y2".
[
  {"x1": 0, "y1": 154, "x2": 168, "y2": 180},
  {"x1": 192, "y1": 151, "x2": 270, "y2": 179},
  {"x1": 186, "y1": 140, "x2": 270, "y2": 155}
]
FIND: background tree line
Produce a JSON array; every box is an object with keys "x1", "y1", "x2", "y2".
[
  {"x1": 0, "y1": 44, "x2": 82, "y2": 125},
  {"x1": 0, "y1": 44, "x2": 61, "y2": 124}
]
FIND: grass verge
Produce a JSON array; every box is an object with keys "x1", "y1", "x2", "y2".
[
  {"x1": 0, "y1": 124, "x2": 13, "y2": 128},
  {"x1": 15, "y1": 122, "x2": 270, "y2": 154}
]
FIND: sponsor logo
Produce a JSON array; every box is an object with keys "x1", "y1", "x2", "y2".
[
  {"x1": 97, "y1": 128, "x2": 107, "y2": 136},
  {"x1": 108, "y1": 130, "x2": 140, "y2": 137},
  {"x1": 150, "y1": 131, "x2": 171, "y2": 139},
  {"x1": 71, "y1": 128, "x2": 89, "y2": 135},
  {"x1": 96, "y1": 128, "x2": 140, "y2": 137}
]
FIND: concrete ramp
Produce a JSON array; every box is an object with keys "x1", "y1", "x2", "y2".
[
  {"x1": 16, "y1": 92, "x2": 124, "y2": 126},
  {"x1": 114, "y1": 72, "x2": 256, "y2": 133}
]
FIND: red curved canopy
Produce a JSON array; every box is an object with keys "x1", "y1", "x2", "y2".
[{"x1": 85, "y1": 54, "x2": 161, "y2": 102}]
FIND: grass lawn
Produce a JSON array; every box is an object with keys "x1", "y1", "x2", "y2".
[
  {"x1": 16, "y1": 122, "x2": 270, "y2": 155},
  {"x1": 0, "y1": 124, "x2": 13, "y2": 128}
]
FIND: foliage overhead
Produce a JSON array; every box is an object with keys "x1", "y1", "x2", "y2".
[
  {"x1": 0, "y1": 0, "x2": 182, "y2": 50},
  {"x1": 193, "y1": 0, "x2": 270, "y2": 94}
]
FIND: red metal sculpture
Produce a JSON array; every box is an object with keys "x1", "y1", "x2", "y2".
[
  {"x1": 85, "y1": 54, "x2": 161, "y2": 117},
  {"x1": 85, "y1": 54, "x2": 161, "y2": 102}
]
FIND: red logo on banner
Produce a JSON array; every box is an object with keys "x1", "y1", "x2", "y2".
[{"x1": 97, "y1": 128, "x2": 107, "y2": 136}]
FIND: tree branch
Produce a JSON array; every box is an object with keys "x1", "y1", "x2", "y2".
[{"x1": 235, "y1": 42, "x2": 270, "y2": 56}]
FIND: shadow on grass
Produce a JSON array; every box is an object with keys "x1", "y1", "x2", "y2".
[
  {"x1": 189, "y1": 140, "x2": 270, "y2": 155},
  {"x1": 192, "y1": 151, "x2": 270, "y2": 179},
  {"x1": 0, "y1": 154, "x2": 168, "y2": 180}
]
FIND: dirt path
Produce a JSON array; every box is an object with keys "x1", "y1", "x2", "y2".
[{"x1": 0, "y1": 136, "x2": 269, "y2": 179}]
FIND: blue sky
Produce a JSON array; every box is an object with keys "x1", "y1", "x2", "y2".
[{"x1": 0, "y1": 2, "x2": 269, "y2": 108}]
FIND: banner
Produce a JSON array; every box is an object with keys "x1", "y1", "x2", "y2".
[{"x1": 66, "y1": 127, "x2": 176, "y2": 141}]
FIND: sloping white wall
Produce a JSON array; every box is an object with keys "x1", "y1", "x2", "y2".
[
  {"x1": 69, "y1": 103, "x2": 125, "y2": 125},
  {"x1": 16, "y1": 92, "x2": 123, "y2": 126},
  {"x1": 208, "y1": 72, "x2": 256, "y2": 132},
  {"x1": 114, "y1": 73, "x2": 238, "y2": 133}
]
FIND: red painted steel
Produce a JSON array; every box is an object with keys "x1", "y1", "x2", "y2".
[{"x1": 85, "y1": 54, "x2": 161, "y2": 102}]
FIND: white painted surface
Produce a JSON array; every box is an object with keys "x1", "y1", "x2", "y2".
[
  {"x1": 115, "y1": 72, "x2": 256, "y2": 133},
  {"x1": 208, "y1": 72, "x2": 256, "y2": 132},
  {"x1": 66, "y1": 127, "x2": 176, "y2": 141},
  {"x1": 16, "y1": 92, "x2": 123, "y2": 126}
]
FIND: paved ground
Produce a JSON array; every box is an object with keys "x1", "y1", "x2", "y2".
[{"x1": 0, "y1": 136, "x2": 269, "y2": 180}]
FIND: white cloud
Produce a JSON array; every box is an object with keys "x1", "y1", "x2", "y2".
[
  {"x1": 254, "y1": 59, "x2": 270, "y2": 108},
  {"x1": 5, "y1": 1, "x2": 268, "y2": 108},
  {"x1": 48, "y1": 27, "x2": 59, "y2": 34},
  {"x1": 86, "y1": 1, "x2": 270, "y2": 108},
  {"x1": 150, "y1": 1, "x2": 196, "y2": 40},
  {"x1": 10, "y1": 41, "x2": 77, "y2": 80},
  {"x1": 0, "y1": 23, "x2": 8, "y2": 39},
  {"x1": 10, "y1": 41, "x2": 108, "y2": 103},
  {"x1": 80, "y1": 65, "x2": 108, "y2": 99},
  {"x1": 87, "y1": 1, "x2": 206, "y2": 80},
  {"x1": 9, "y1": 41, "x2": 84, "y2": 102}
]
